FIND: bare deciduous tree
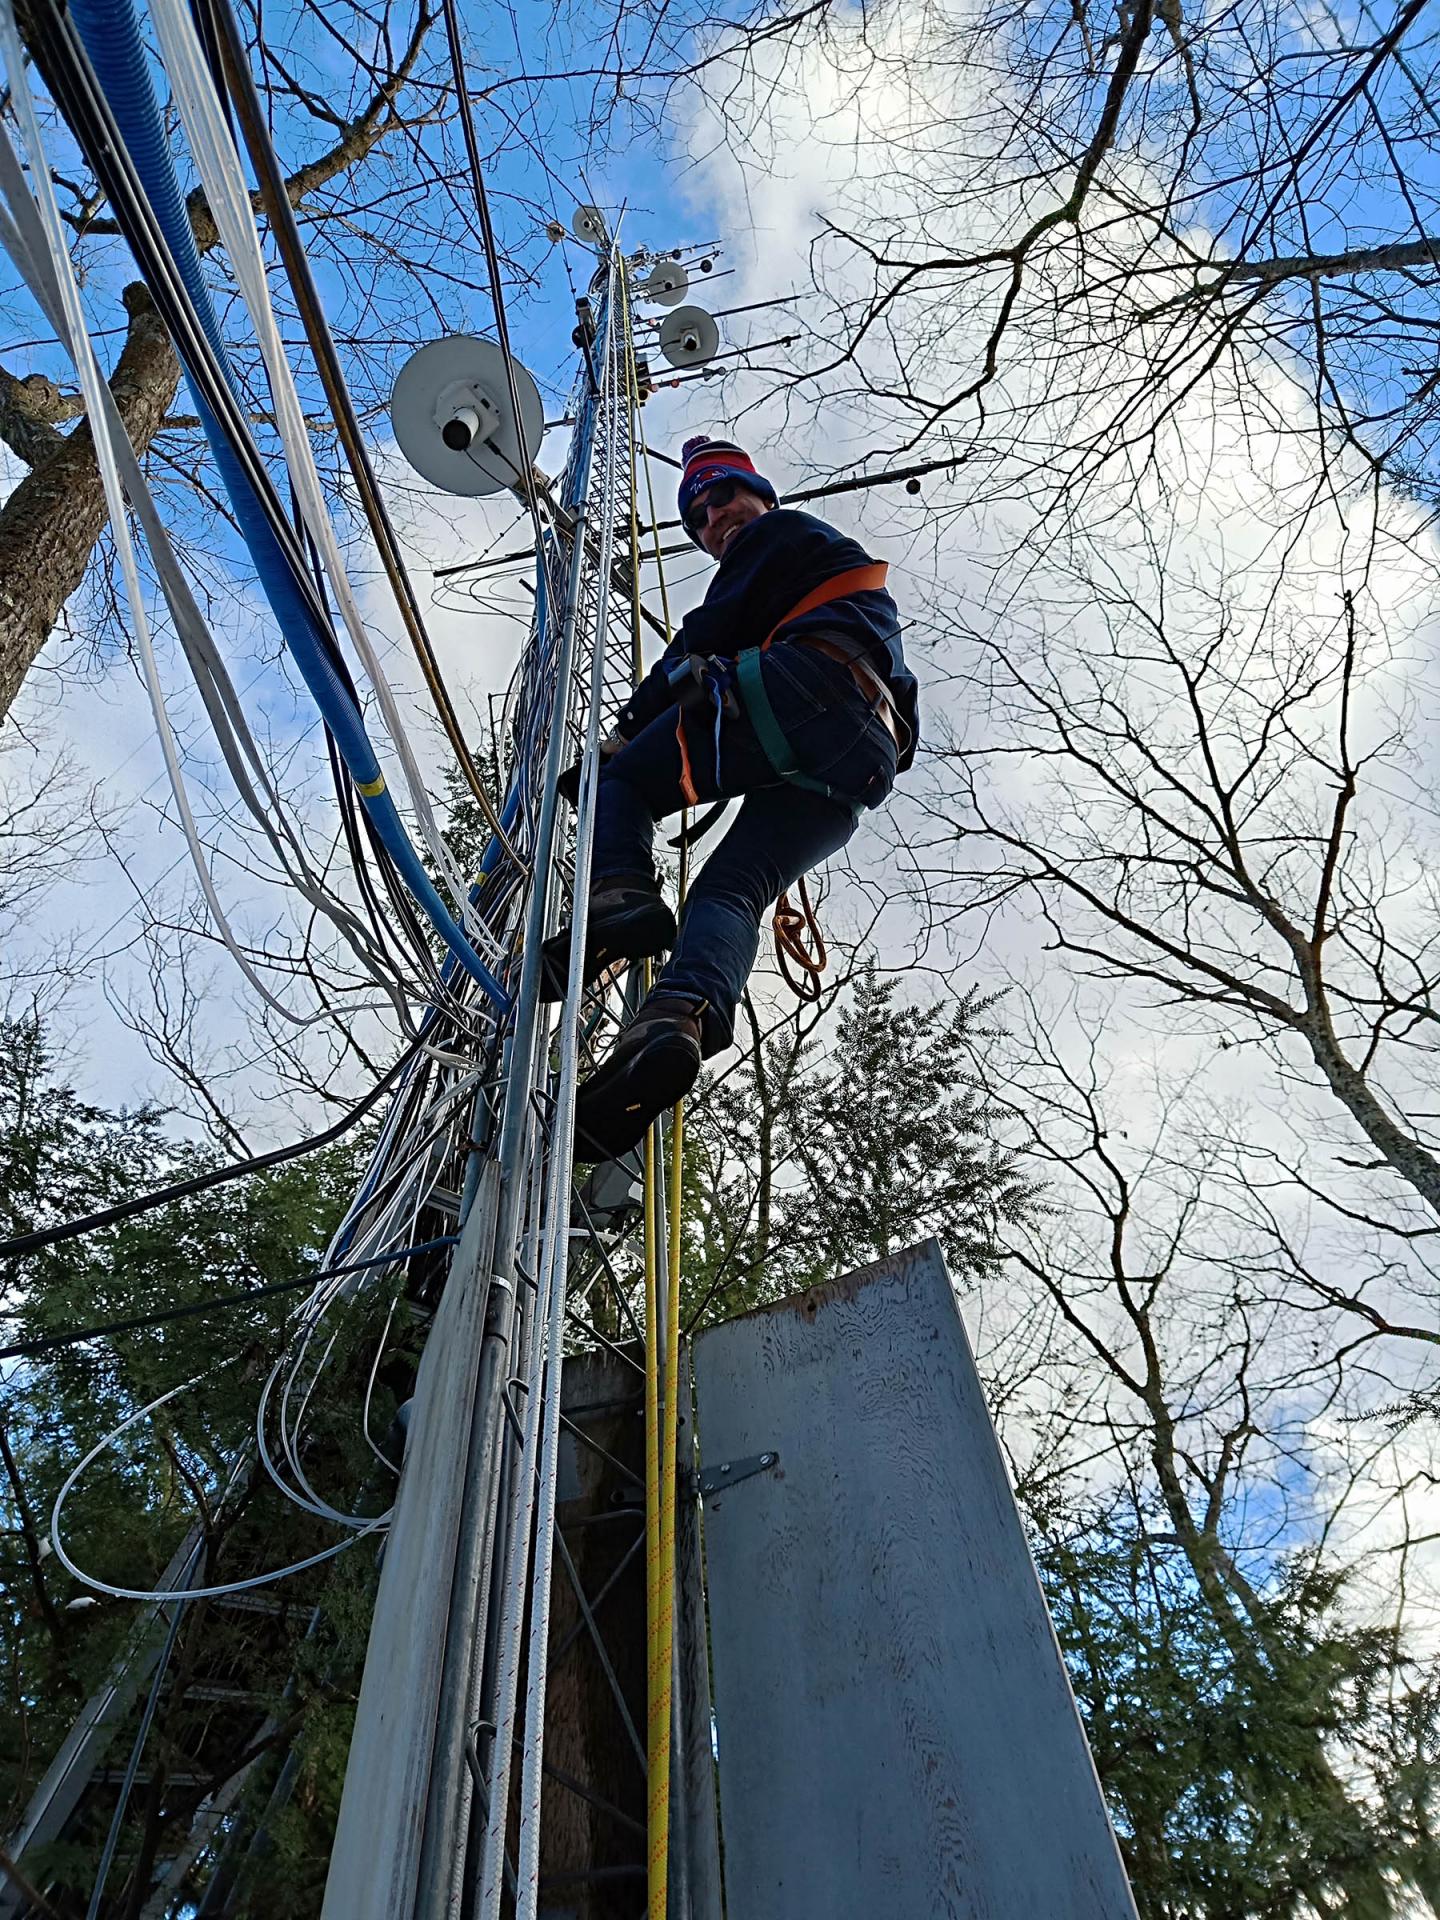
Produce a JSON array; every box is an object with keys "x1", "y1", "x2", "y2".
[{"x1": 982, "y1": 995, "x2": 1440, "y2": 1913}]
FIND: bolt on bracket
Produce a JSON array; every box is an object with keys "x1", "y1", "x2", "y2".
[{"x1": 698, "y1": 1450, "x2": 779, "y2": 1498}]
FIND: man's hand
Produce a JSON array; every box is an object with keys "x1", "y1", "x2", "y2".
[{"x1": 558, "y1": 732, "x2": 627, "y2": 806}]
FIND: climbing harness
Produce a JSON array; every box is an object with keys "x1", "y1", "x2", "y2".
[
  {"x1": 672, "y1": 559, "x2": 899, "y2": 807},
  {"x1": 665, "y1": 560, "x2": 903, "y2": 999}
]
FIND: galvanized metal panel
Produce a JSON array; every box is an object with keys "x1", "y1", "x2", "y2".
[
  {"x1": 694, "y1": 1238, "x2": 1138, "y2": 1920},
  {"x1": 322, "y1": 1164, "x2": 501, "y2": 1920}
]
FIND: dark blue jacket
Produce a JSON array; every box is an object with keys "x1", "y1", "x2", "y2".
[{"x1": 615, "y1": 508, "x2": 919, "y2": 773}]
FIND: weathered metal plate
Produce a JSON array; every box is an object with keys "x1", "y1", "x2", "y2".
[
  {"x1": 694, "y1": 1238, "x2": 1138, "y2": 1920},
  {"x1": 322, "y1": 1166, "x2": 501, "y2": 1920}
]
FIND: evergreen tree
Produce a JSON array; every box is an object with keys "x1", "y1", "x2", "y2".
[
  {"x1": 0, "y1": 1016, "x2": 397, "y2": 1916},
  {"x1": 12, "y1": 996, "x2": 1438, "y2": 1918},
  {"x1": 1035, "y1": 1489, "x2": 1440, "y2": 1920},
  {"x1": 679, "y1": 968, "x2": 1030, "y2": 1328}
]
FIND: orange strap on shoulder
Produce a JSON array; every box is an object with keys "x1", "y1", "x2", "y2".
[{"x1": 760, "y1": 562, "x2": 890, "y2": 650}]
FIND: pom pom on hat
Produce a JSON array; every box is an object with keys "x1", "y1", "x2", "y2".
[{"x1": 677, "y1": 435, "x2": 778, "y2": 540}]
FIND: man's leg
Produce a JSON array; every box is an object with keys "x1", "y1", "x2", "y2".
[
  {"x1": 573, "y1": 784, "x2": 859, "y2": 1160},
  {"x1": 539, "y1": 715, "x2": 691, "y2": 1001},
  {"x1": 588, "y1": 726, "x2": 679, "y2": 882},
  {"x1": 562, "y1": 647, "x2": 898, "y2": 1155},
  {"x1": 655, "y1": 784, "x2": 859, "y2": 1055}
]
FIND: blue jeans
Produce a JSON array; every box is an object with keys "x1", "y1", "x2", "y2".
[{"x1": 590, "y1": 643, "x2": 898, "y2": 1055}]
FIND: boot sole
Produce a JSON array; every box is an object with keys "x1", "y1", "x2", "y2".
[
  {"x1": 539, "y1": 898, "x2": 677, "y2": 1003},
  {"x1": 574, "y1": 1029, "x2": 701, "y2": 1163}
]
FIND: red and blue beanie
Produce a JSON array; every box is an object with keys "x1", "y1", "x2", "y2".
[{"x1": 677, "y1": 435, "x2": 778, "y2": 538}]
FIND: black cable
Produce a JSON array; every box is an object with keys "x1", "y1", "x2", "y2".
[
  {"x1": 436, "y1": 0, "x2": 548, "y2": 553},
  {"x1": 328, "y1": 726, "x2": 402, "y2": 966},
  {"x1": 0, "y1": 1233, "x2": 461, "y2": 1363},
  {"x1": 204, "y1": 0, "x2": 522, "y2": 867},
  {"x1": 28, "y1": 0, "x2": 341, "y2": 655},
  {"x1": 185, "y1": 0, "x2": 235, "y2": 142},
  {"x1": 0, "y1": 1042, "x2": 421, "y2": 1261},
  {"x1": 27, "y1": 0, "x2": 463, "y2": 990},
  {"x1": 436, "y1": 446, "x2": 984, "y2": 580}
]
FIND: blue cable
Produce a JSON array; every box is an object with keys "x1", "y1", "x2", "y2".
[{"x1": 66, "y1": 0, "x2": 508, "y2": 1009}]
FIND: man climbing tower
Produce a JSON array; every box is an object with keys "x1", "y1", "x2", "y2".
[{"x1": 545, "y1": 435, "x2": 919, "y2": 1162}]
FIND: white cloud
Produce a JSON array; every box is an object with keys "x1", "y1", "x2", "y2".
[{"x1": 645, "y1": 0, "x2": 1440, "y2": 1649}]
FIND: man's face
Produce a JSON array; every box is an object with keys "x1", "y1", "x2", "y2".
[{"x1": 691, "y1": 481, "x2": 772, "y2": 561}]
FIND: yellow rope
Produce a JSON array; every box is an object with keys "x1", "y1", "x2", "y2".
[
  {"x1": 655, "y1": 922, "x2": 687, "y2": 1902},
  {"x1": 642, "y1": 1110, "x2": 667, "y2": 1912},
  {"x1": 615, "y1": 265, "x2": 693, "y2": 1920},
  {"x1": 617, "y1": 269, "x2": 671, "y2": 1920},
  {"x1": 640, "y1": 372, "x2": 689, "y2": 1880}
]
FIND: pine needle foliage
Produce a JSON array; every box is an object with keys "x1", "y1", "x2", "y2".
[
  {"x1": 0, "y1": 1015, "x2": 397, "y2": 1917},
  {"x1": 1037, "y1": 1496, "x2": 1440, "y2": 1920},
  {"x1": 680, "y1": 967, "x2": 1030, "y2": 1328}
]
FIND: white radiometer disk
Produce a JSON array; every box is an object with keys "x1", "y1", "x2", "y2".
[
  {"x1": 572, "y1": 204, "x2": 606, "y2": 244},
  {"x1": 640, "y1": 259, "x2": 688, "y2": 306},
  {"x1": 657, "y1": 305, "x2": 719, "y2": 369},
  {"x1": 390, "y1": 336, "x2": 544, "y2": 498}
]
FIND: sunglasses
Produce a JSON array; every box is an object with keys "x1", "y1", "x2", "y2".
[{"x1": 683, "y1": 478, "x2": 745, "y2": 538}]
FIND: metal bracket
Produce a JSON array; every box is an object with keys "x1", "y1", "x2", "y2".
[{"x1": 698, "y1": 1450, "x2": 778, "y2": 1498}]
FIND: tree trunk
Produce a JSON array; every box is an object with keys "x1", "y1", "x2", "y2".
[
  {"x1": 0, "y1": 0, "x2": 432, "y2": 725},
  {"x1": 0, "y1": 283, "x2": 179, "y2": 719}
]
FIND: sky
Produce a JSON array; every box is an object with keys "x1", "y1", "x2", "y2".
[
  {"x1": 643, "y1": 0, "x2": 1440, "y2": 1643},
  {"x1": 0, "y1": 0, "x2": 735, "y2": 1117},
  {"x1": 6, "y1": 0, "x2": 1440, "y2": 1652},
  {"x1": 0, "y1": 0, "x2": 910, "y2": 1127}
]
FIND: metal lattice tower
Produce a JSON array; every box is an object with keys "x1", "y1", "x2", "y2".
[{"x1": 322, "y1": 236, "x2": 696, "y2": 1920}]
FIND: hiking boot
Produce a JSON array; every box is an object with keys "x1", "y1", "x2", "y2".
[
  {"x1": 539, "y1": 873, "x2": 676, "y2": 1002},
  {"x1": 573, "y1": 995, "x2": 703, "y2": 1162}
]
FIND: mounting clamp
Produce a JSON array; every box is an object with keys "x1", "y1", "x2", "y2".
[{"x1": 699, "y1": 1450, "x2": 779, "y2": 1498}]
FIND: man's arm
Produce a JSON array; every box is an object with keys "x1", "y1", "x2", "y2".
[
  {"x1": 556, "y1": 634, "x2": 689, "y2": 804},
  {"x1": 614, "y1": 633, "x2": 689, "y2": 740}
]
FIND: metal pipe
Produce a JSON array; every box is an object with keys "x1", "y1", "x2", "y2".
[{"x1": 513, "y1": 294, "x2": 622, "y2": 1919}]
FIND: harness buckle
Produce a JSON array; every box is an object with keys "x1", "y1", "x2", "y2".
[{"x1": 666, "y1": 653, "x2": 738, "y2": 719}]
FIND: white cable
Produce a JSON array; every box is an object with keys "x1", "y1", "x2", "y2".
[
  {"x1": 361, "y1": 1297, "x2": 402, "y2": 1472},
  {"x1": 0, "y1": 124, "x2": 420, "y2": 1024},
  {"x1": 257, "y1": 1233, "x2": 411, "y2": 1519},
  {"x1": 254, "y1": 1094, "x2": 465, "y2": 1520},
  {"x1": 270, "y1": 1180, "x2": 431, "y2": 1522},
  {"x1": 0, "y1": 47, "x2": 408, "y2": 1028},
  {"x1": 147, "y1": 0, "x2": 505, "y2": 968},
  {"x1": 0, "y1": 105, "x2": 416, "y2": 1021},
  {"x1": 49, "y1": 1362, "x2": 390, "y2": 1603}
]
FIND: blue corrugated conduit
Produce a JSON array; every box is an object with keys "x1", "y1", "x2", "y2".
[{"x1": 65, "y1": 0, "x2": 509, "y2": 1007}]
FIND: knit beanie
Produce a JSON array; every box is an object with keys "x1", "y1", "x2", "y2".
[{"x1": 677, "y1": 435, "x2": 778, "y2": 540}]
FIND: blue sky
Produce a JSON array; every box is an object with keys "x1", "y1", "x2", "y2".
[
  {"x1": 0, "y1": 0, "x2": 749, "y2": 1119},
  {"x1": 6, "y1": 0, "x2": 1440, "y2": 1655}
]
